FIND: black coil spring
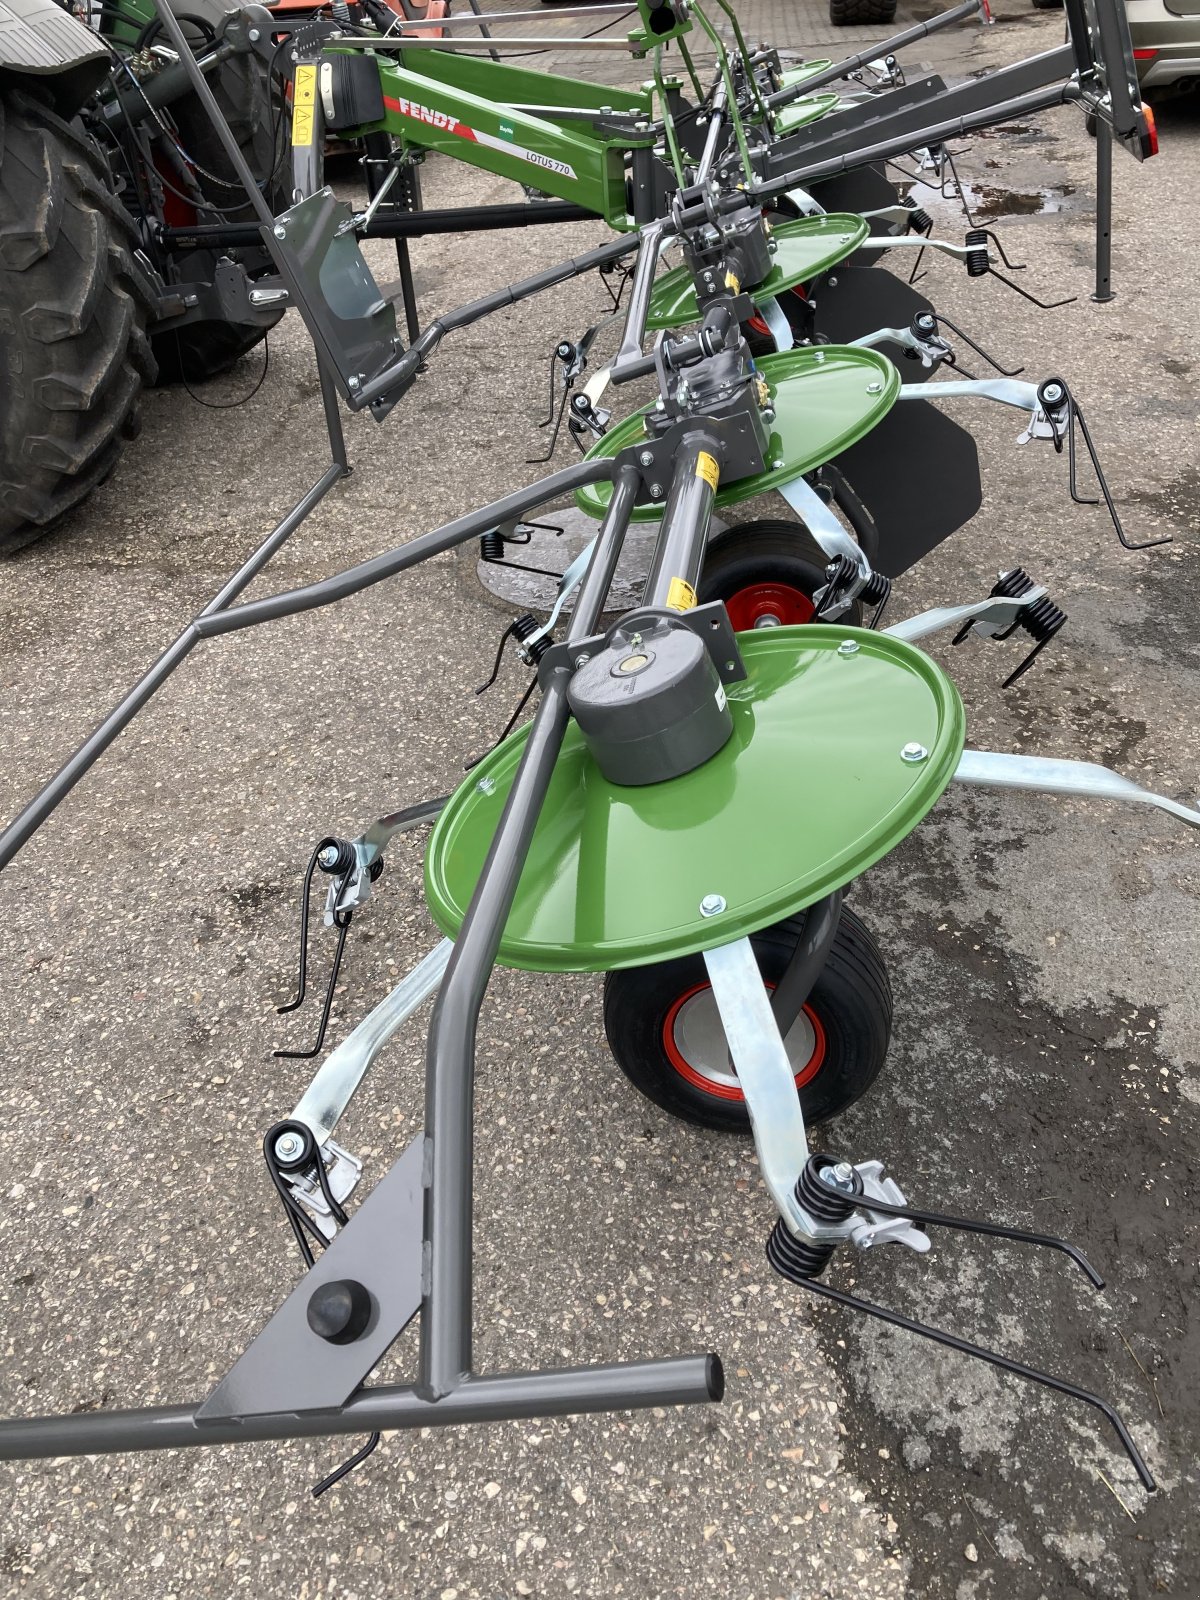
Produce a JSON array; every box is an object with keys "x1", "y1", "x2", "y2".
[
  {"x1": 765, "y1": 1155, "x2": 862, "y2": 1283},
  {"x1": 315, "y1": 836, "x2": 357, "y2": 878},
  {"x1": 861, "y1": 571, "x2": 891, "y2": 608},
  {"x1": 512, "y1": 612, "x2": 552, "y2": 665},
  {"x1": 964, "y1": 228, "x2": 990, "y2": 277},
  {"x1": 902, "y1": 196, "x2": 933, "y2": 234},
  {"x1": 991, "y1": 566, "x2": 1066, "y2": 646},
  {"x1": 479, "y1": 529, "x2": 505, "y2": 562}
]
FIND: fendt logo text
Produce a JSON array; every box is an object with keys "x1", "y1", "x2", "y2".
[{"x1": 392, "y1": 97, "x2": 459, "y2": 133}]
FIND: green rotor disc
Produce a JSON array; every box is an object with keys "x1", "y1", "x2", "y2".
[
  {"x1": 574, "y1": 345, "x2": 899, "y2": 523},
  {"x1": 425, "y1": 627, "x2": 965, "y2": 973},
  {"x1": 646, "y1": 214, "x2": 868, "y2": 332}
]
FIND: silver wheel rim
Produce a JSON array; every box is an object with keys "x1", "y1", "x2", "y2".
[{"x1": 670, "y1": 987, "x2": 818, "y2": 1092}]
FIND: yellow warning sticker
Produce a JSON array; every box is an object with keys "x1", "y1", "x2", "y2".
[
  {"x1": 666, "y1": 577, "x2": 697, "y2": 613},
  {"x1": 695, "y1": 450, "x2": 720, "y2": 492},
  {"x1": 724, "y1": 270, "x2": 741, "y2": 294},
  {"x1": 292, "y1": 64, "x2": 318, "y2": 148}
]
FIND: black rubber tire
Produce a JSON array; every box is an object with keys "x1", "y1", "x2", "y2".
[
  {"x1": 699, "y1": 506, "x2": 868, "y2": 629},
  {"x1": 1031, "y1": 0, "x2": 1064, "y2": 9},
  {"x1": 829, "y1": 0, "x2": 897, "y2": 24},
  {"x1": 603, "y1": 907, "x2": 891, "y2": 1132},
  {"x1": 0, "y1": 89, "x2": 157, "y2": 556},
  {"x1": 150, "y1": 5, "x2": 290, "y2": 382}
]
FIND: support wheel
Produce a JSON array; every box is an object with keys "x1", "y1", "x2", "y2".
[
  {"x1": 603, "y1": 907, "x2": 891, "y2": 1132},
  {"x1": 699, "y1": 493, "x2": 874, "y2": 631}
]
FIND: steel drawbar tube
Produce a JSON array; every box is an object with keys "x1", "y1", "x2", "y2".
[
  {"x1": 773, "y1": 0, "x2": 981, "y2": 101},
  {"x1": 418, "y1": 466, "x2": 642, "y2": 1400}
]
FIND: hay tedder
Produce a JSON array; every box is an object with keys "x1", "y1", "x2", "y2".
[{"x1": 0, "y1": 0, "x2": 1191, "y2": 1511}]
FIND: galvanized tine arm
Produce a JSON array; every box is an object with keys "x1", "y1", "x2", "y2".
[{"x1": 953, "y1": 750, "x2": 1200, "y2": 830}]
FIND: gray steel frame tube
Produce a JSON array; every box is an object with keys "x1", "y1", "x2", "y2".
[
  {"x1": 0, "y1": 1354, "x2": 721, "y2": 1463},
  {"x1": 642, "y1": 430, "x2": 720, "y2": 607},
  {"x1": 775, "y1": 0, "x2": 981, "y2": 100},
  {"x1": 0, "y1": 463, "x2": 345, "y2": 874},
  {"x1": 195, "y1": 458, "x2": 614, "y2": 638},
  {"x1": 418, "y1": 467, "x2": 642, "y2": 1400}
]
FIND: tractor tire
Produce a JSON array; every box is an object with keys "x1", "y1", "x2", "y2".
[
  {"x1": 150, "y1": 1, "x2": 290, "y2": 382},
  {"x1": 0, "y1": 88, "x2": 157, "y2": 557},
  {"x1": 829, "y1": 0, "x2": 897, "y2": 24}
]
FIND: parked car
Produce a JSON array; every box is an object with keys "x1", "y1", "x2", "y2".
[{"x1": 1034, "y1": 0, "x2": 1200, "y2": 91}]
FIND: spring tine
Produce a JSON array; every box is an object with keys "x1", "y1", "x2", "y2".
[
  {"x1": 796, "y1": 1277, "x2": 1156, "y2": 1492},
  {"x1": 274, "y1": 908, "x2": 352, "y2": 1060},
  {"x1": 1066, "y1": 400, "x2": 1100, "y2": 505},
  {"x1": 526, "y1": 384, "x2": 571, "y2": 465},
  {"x1": 1070, "y1": 399, "x2": 1171, "y2": 551},
  {"x1": 312, "y1": 1432, "x2": 382, "y2": 1499},
  {"x1": 933, "y1": 311, "x2": 1024, "y2": 376},
  {"x1": 980, "y1": 226, "x2": 1027, "y2": 271},
  {"x1": 842, "y1": 1185, "x2": 1103, "y2": 1288},
  {"x1": 475, "y1": 620, "x2": 519, "y2": 695},
  {"x1": 987, "y1": 267, "x2": 1077, "y2": 311},
  {"x1": 276, "y1": 843, "x2": 323, "y2": 1015}
]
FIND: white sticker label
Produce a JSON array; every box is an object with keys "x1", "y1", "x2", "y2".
[{"x1": 715, "y1": 684, "x2": 728, "y2": 712}]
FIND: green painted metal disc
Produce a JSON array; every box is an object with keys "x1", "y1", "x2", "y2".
[
  {"x1": 424, "y1": 627, "x2": 965, "y2": 973},
  {"x1": 646, "y1": 214, "x2": 868, "y2": 332},
  {"x1": 778, "y1": 61, "x2": 833, "y2": 88},
  {"x1": 574, "y1": 345, "x2": 898, "y2": 523},
  {"x1": 773, "y1": 93, "x2": 841, "y2": 135}
]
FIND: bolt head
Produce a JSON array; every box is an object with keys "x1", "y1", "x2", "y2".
[
  {"x1": 699, "y1": 894, "x2": 726, "y2": 917},
  {"x1": 348, "y1": 375, "x2": 360, "y2": 390},
  {"x1": 574, "y1": 653, "x2": 591, "y2": 670},
  {"x1": 649, "y1": 483, "x2": 664, "y2": 499},
  {"x1": 866, "y1": 381, "x2": 882, "y2": 395},
  {"x1": 1042, "y1": 383, "x2": 1064, "y2": 405},
  {"x1": 837, "y1": 640, "x2": 860, "y2": 656},
  {"x1": 273, "y1": 224, "x2": 286, "y2": 239},
  {"x1": 318, "y1": 845, "x2": 340, "y2": 868},
  {"x1": 901, "y1": 742, "x2": 929, "y2": 763},
  {"x1": 476, "y1": 776, "x2": 496, "y2": 795},
  {"x1": 274, "y1": 1131, "x2": 304, "y2": 1162},
  {"x1": 248, "y1": 26, "x2": 260, "y2": 39},
  {"x1": 639, "y1": 450, "x2": 655, "y2": 467},
  {"x1": 819, "y1": 1161, "x2": 857, "y2": 1193}
]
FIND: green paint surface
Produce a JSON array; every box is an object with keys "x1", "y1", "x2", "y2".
[{"x1": 425, "y1": 627, "x2": 965, "y2": 971}]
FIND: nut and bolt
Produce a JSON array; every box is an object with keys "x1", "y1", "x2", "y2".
[
  {"x1": 699, "y1": 894, "x2": 726, "y2": 917},
  {"x1": 820, "y1": 1161, "x2": 857, "y2": 1192},
  {"x1": 639, "y1": 450, "x2": 655, "y2": 467},
  {"x1": 317, "y1": 844, "x2": 341, "y2": 869},
  {"x1": 273, "y1": 224, "x2": 287, "y2": 239},
  {"x1": 574, "y1": 653, "x2": 591, "y2": 670},
  {"x1": 274, "y1": 1130, "x2": 305, "y2": 1163},
  {"x1": 1042, "y1": 382, "x2": 1065, "y2": 406},
  {"x1": 901, "y1": 742, "x2": 929, "y2": 763},
  {"x1": 837, "y1": 640, "x2": 860, "y2": 656},
  {"x1": 649, "y1": 482, "x2": 664, "y2": 499}
]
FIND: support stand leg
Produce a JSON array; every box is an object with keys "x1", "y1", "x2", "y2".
[{"x1": 1092, "y1": 120, "x2": 1114, "y2": 304}]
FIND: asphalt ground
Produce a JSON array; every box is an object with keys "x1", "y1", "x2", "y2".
[{"x1": 0, "y1": 5, "x2": 1198, "y2": 1598}]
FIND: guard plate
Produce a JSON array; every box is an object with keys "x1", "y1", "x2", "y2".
[
  {"x1": 574, "y1": 345, "x2": 899, "y2": 523},
  {"x1": 424, "y1": 627, "x2": 965, "y2": 972},
  {"x1": 645, "y1": 214, "x2": 868, "y2": 331}
]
